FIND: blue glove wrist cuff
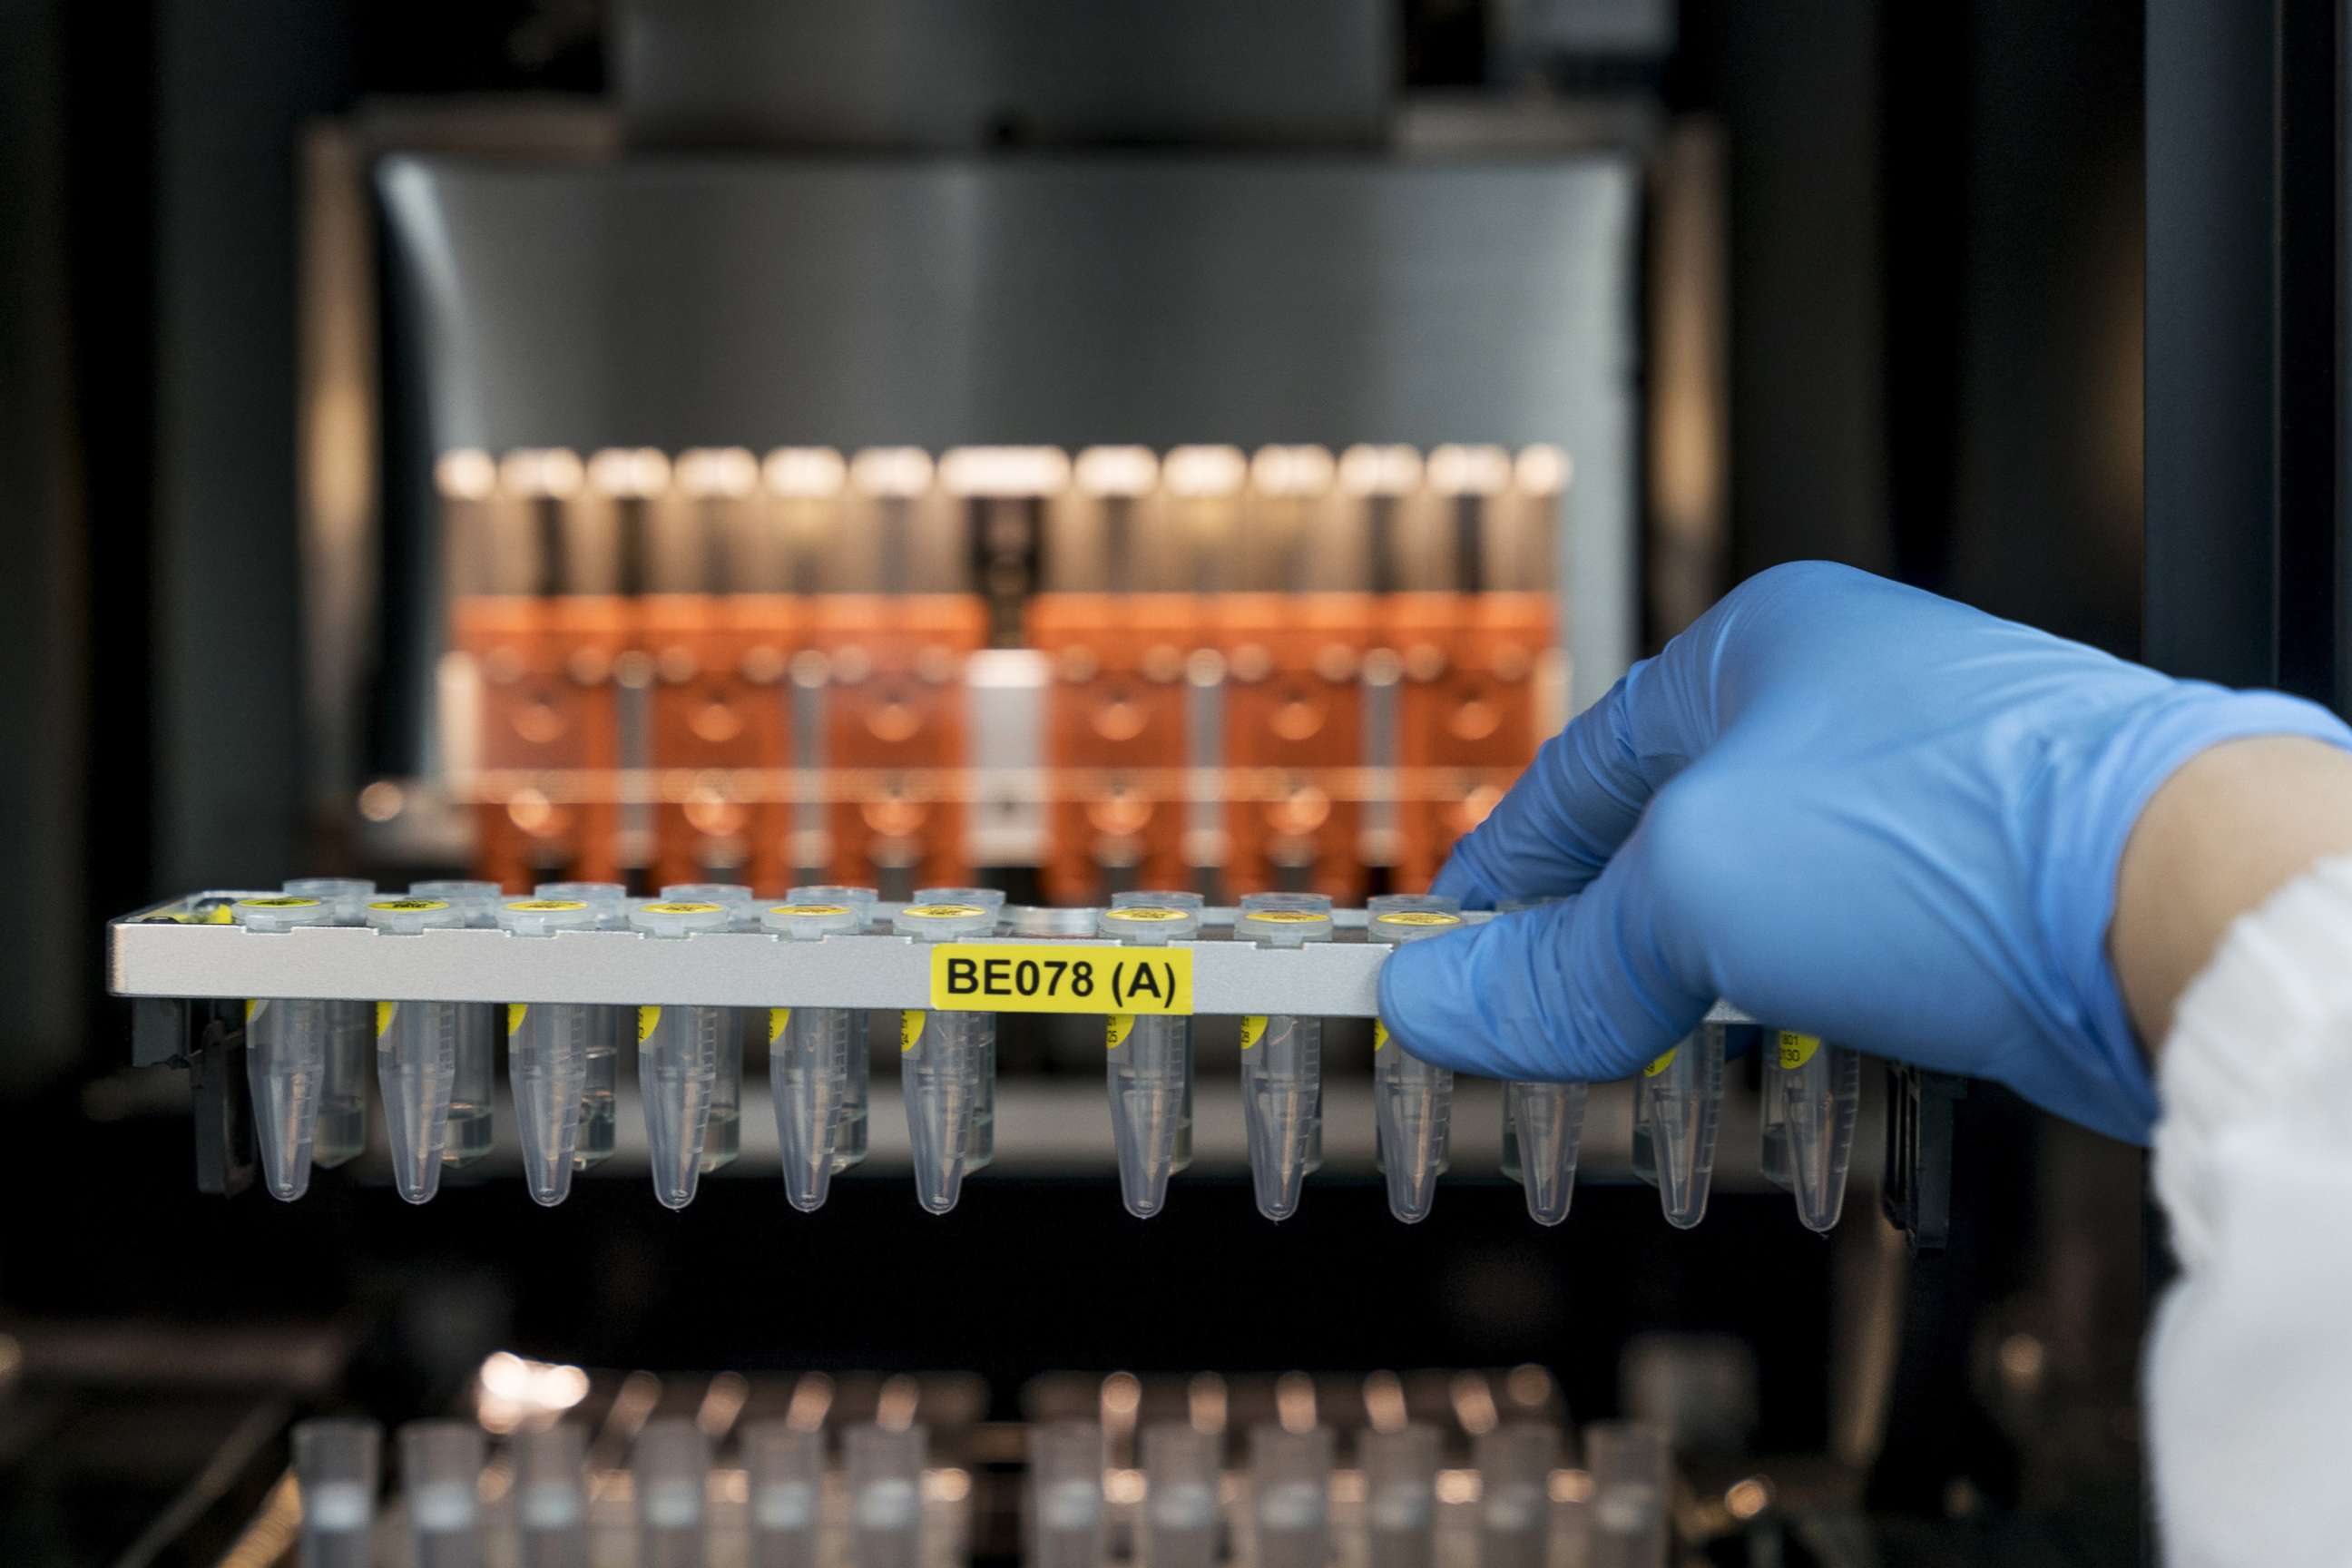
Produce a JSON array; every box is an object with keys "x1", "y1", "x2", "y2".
[{"x1": 2050, "y1": 687, "x2": 2352, "y2": 1142}]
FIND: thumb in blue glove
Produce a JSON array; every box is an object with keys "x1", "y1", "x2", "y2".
[{"x1": 1376, "y1": 561, "x2": 2352, "y2": 1144}]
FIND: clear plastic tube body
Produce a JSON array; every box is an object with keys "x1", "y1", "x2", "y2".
[
  {"x1": 628, "y1": 901, "x2": 734, "y2": 1209},
  {"x1": 763, "y1": 901, "x2": 865, "y2": 1210},
  {"x1": 1474, "y1": 1424, "x2": 1556, "y2": 1568},
  {"x1": 1492, "y1": 896, "x2": 1590, "y2": 1222},
  {"x1": 632, "y1": 1417, "x2": 710, "y2": 1568},
  {"x1": 1774, "y1": 1031, "x2": 1860, "y2": 1232},
  {"x1": 365, "y1": 898, "x2": 467, "y2": 1202},
  {"x1": 408, "y1": 882, "x2": 504, "y2": 1168},
  {"x1": 1509, "y1": 1080, "x2": 1590, "y2": 1227},
  {"x1": 664, "y1": 884, "x2": 757, "y2": 1174},
  {"x1": 1248, "y1": 1426, "x2": 1332, "y2": 1568},
  {"x1": 284, "y1": 878, "x2": 377, "y2": 1169},
  {"x1": 293, "y1": 1416, "x2": 379, "y2": 1568},
  {"x1": 1360, "y1": 1425, "x2": 1439, "y2": 1568},
  {"x1": 1027, "y1": 1420, "x2": 1105, "y2": 1568},
  {"x1": 235, "y1": 896, "x2": 339, "y2": 1201},
  {"x1": 1368, "y1": 903, "x2": 1464, "y2": 1224},
  {"x1": 495, "y1": 900, "x2": 600, "y2": 1205},
  {"x1": 1237, "y1": 897, "x2": 1334, "y2": 1222},
  {"x1": 1632, "y1": 1024, "x2": 1725, "y2": 1230},
  {"x1": 1111, "y1": 891, "x2": 1203, "y2": 1171},
  {"x1": 1100, "y1": 905, "x2": 1200, "y2": 1218},
  {"x1": 1583, "y1": 1422, "x2": 1671, "y2": 1568},
  {"x1": 512, "y1": 1423, "x2": 591, "y2": 1568},
  {"x1": 790, "y1": 885, "x2": 881, "y2": 1172},
  {"x1": 745, "y1": 1421, "x2": 824, "y2": 1568},
  {"x1": 914, "y1": 886, "x2": 1006, "y2": 1170},
  {"x1": 1142, "y1": 1422, "x2": 1220, "y2": 1568},
  {"x1": 539, "y1": 882, "x2": 631, "y2": 1171},
  {"x1": 399, "y1": 1419, "x2": 486, "y2": 1568},
  {"x1": 847, "y1": 1423, "x2": 926, "y2": 1568},
  {"x1": 895, "y1": 905, "x2": 998, "y2": 1214}
]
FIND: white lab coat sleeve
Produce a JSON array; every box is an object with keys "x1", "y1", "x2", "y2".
[{"x1": 2148, "y1": 852, "x2": 2352, "y2": 1567}]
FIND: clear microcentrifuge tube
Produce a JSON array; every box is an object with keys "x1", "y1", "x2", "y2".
[
  {"x1": 1142, "y1": 1422, "x2": 1220, "y2": 1568},
  {"x1": 1583, "y1": 1422, "x2": 1671, "y2": 1568},
  {"x1": 1360, "y1": 1425, "x2": 1439, "y2": 1568},
  {"x1": 400, "y1": 1418, "x2": 487, "y2": 1568},
  {"x1": 628, "y1": 900, "x2": 734, "y2": 1210},
  {"x1": 633, "y1": 1417, "x2": 710, "y2": 1568},
  {"x1": 893, "y1": 903, "x2": 998, "y2": 1215},
  {"x1": 1493, "y1": 897, "x2": 1591, "y2": 1226},
  {"x1": 1028, "y1": 1420, "x2": 1106, "y2": 1568},
  {"x1": 283, "y1": 877, "x2": 377, "y2": 1170},
  {"x1": 536, "y1": 881, "x2": 630, "y2": 1171},
  {"x1": 1773, "y1": 1030, "x2": 1860, "y2": 1232},
  {"x1": 1248, "y1": 1425, "x2": 1332, "y2": 1568},
  {"x1": 663, "y1": 882, "x2": 759, "y2": 1174},
  {"x1": 409, "y1": 880, "x2": 505, "y2": 1168},
  {"x1": 763, "y1": 900, "x2": 865, "y2": 1211},
  {"x1": 1236, "y1": 896, "x2": 1334, "y2": 1221},
  {"x1": 365, "y1": 897, "x2": 468, "y2": 1203},
  {"x1": 512, "y1": 1422, "x2": 591, "y2": 1568},
  {"x1": 1631, "y1": 1024, "x2": 1725, "y2": 1230},
  {"x1": 1112, "y1": 890, "x2": 1205, "y2": 1175},
  {"x1": 1367, "y1": 902, "x2": 1465, "y2": 1224},
  {"x1": 913, "y1": 885, "x2": 1006, "y2": 1171},
  {"x1": 292, "y1": 1416, "x2": 380, "y2": 1568},
  {"x1": 745, "y1": 1421, "x2": 824, "y2": 1568},
  {"x1": 231, "y1": 895, "x2": 339, "y2": 1200},
  {"x1": 847, "y1": 1422, "x2": 926, "y2": 1568},
  {"x1": 1475, "y1": 1424, "x2": 1557, "y2": 1568},
  {"x1": 1509, "y1": 1080, "x2": 1591, "y2": 1228},
  {"x1": 1098, "y1": 904, "x2": 1200, "y2": 1218},
  {"x1": 495, "y1": 899, "x2": 600, "y2": 1206},
  {"x1": 789, "y1": 884, "x2": 880, "y2": 1174}
]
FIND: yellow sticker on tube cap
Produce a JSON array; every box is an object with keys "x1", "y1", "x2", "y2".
[{"x1": 1777, "y1": 1031, "x2": 1821, "y2": 1070}]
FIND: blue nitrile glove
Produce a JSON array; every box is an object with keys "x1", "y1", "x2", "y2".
[{"x1": 1377, "y1": 561, "x2": 2352, "y2": 1143}]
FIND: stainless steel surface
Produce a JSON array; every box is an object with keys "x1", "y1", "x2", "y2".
[
  {"x1": 111, "y1": 899, "x2": 1756, "y2": 1024},
  {"x1": 376, "y1": 155, "x2": 1642, "y2": 755}
]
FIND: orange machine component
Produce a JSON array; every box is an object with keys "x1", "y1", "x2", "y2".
[
  {"x1": 806, "y1": 595, "x2": 986, "y2": 891},
  {"x1": 1388, "y1": 592, "x2": 1553, "y2": 890},
  {"x1": 1029, "y1": 593, "x2": 1200, "y2": 905},
  {"x1": 452, "y1": 594, "x2": 632, "y2": 889},
  {"x1": 1219, "y1": 593, "x2": 1375, "y2": 903},
  {"x1": 639, "y1": 593, "x2": 795, "y2": 889}
]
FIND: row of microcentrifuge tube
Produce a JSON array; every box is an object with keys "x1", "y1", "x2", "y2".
[
  {"x1": 288, "y1": 1414, "x2": 1671, "y2": 1568},
  {"x1": 221, "y1": 882, "x2": 1860, "y2": 1231}
]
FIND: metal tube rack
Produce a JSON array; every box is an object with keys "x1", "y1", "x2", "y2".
[{"x1": 110, "y1": 896, "x2": 1759, "y2": 1024}]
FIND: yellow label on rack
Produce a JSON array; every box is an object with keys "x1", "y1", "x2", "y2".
[
  {"x1": 926, "y1": 943, "x2": 1192, "y2": 1014},
  {"x1": 376, "y1": 1001, "x2": 397, "y2": 1036},
  {"x1": 1240, "y1": 1014, "x2": 1269, "y2": 1050},
  {"x1": 1373, "y1": 1019, "x2": 1390, "y2": 1052},
  {"x1": 769, "y1": 1007, "x2": 791, "y2": 1044},
  {"x1": 1105, "y1": 1014, "x2": 1135, "y2": 1049},
  {"x1": 508, "y1": 1004, "x2": 528, "y2": 1034},
  {"x1": 900, "y1": 1011, "x2": 926, "y2": 1052},
  {"x1": 637, "y1": 1005, "x2": 661, "y2": 1043},
  {"x1": 1642, "y1": 1046, "x2": 1679, "y2": 1077},
  {"x1": 1776, "y1": 1031, "x2": 1820, "y2": 1071}
]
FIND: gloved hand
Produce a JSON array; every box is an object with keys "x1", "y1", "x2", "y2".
[{"x1": 1377, "y1": 561, "x2": 2352, "y2": 1143}]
